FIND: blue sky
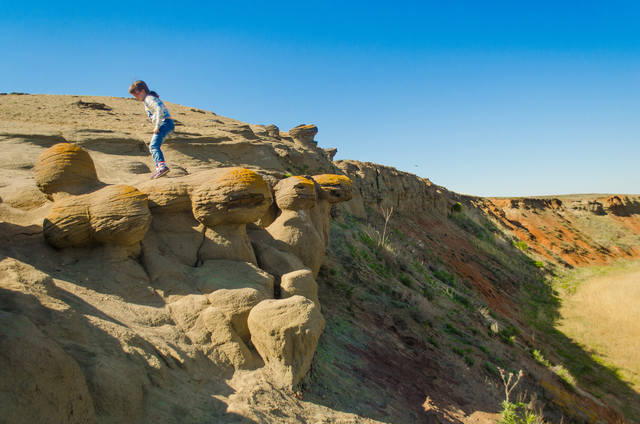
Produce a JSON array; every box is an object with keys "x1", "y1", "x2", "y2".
[{"x1": 2, "y1": 1, "x2": 639, "y2": 196}]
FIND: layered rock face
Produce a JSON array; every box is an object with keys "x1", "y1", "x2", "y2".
[
  {"x1": 31, "y1": 143, "x2": 352, "y2": 398},
  {"x1": 335, "y1": 160, "x2": 450, "y2": 218}
]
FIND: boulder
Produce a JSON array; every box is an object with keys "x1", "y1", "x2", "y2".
[
  {"x1": 280, "y1": 269, "x2": 319, "y2": 307},
  {"x1": 43, "y1": 184, "x2": 151, "y2": 248},
  {"x1": 247, "y1": 296, "x2": 325, "y2": 388},
  {"x1": 207, "y1": 288, "x2": 267, "y2": 343},
  {"x1": 191, "y1": 167, "x2": 272, "y2": 227},
  {"x1": 34, "y1": 142, "x2": 98, "y2": 196},
  {"x1": 273, "y1": 176, "x2": 317, "y2": 211}
]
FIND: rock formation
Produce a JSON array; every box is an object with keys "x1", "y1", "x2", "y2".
[
  {"x1": 287, "y1": 124, "x2": 318, "y2": 147},
  {"x1": 32, "y1": 142, "x2": 352, "y2": 390},
  {"x1": 247, "y1": 295, "x2": 325, "y2": 388}
]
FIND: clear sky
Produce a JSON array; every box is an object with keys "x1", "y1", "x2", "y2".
[{"x1": 2, "y1": 1, "x2": 639, "y2": 196}]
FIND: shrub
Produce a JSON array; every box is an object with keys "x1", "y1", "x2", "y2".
[{"x1": 499, "y1": 401, "x2": 544, "y2": 424}]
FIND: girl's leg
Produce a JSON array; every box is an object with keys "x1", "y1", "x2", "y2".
[
  {"x1": 149, "y1": 120, "x2": 174, "y2": 169},
  {"x1": 149, "y1": 132, "x2": 166, "y2": 168}
]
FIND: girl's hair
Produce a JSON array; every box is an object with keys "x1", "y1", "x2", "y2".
[{"x1": 128, "y1": 80, "x2": 160, "y2": 98}]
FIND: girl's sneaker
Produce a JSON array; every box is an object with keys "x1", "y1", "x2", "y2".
[{"x1": 151, "y1": 165, "x2": 170, "y2": 179}]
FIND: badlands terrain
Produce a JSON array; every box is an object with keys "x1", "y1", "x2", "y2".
[{"x1": 1, "y1": 93, "x2": 639, "y2": 423}]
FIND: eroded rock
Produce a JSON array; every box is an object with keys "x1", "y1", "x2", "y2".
[
  {"x1": 247, "y1": 296, "x2": 325, "y2": 388},
  {"x1": 34, "y1": 142, "x2": 98, "y2": 196}
]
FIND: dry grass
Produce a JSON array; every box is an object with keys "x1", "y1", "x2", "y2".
[{"x1": 556, "y1": 260, "x2": 640, "y2": 392}]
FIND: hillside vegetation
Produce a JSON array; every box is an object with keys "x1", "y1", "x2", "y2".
[{"x1": 1, "y1": 94, "x2": 639, "y2": 423}]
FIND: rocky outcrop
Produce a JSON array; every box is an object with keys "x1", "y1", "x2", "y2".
[
  {"x1": 603, "y1": 195, "x2": 640, "y2": 217},
  {"x1": 36, "y1": 144, "x2": 151, "y2": 248},
  {"x1": 265, "y1": 174, "x2": 352, "y2": 277},
  {"x1": 288, "y1": 124, "x2": 318, "y2": 147},
  {"x1": 336, "y1": 160, "x2": 450, "y2": 218},
  {"x1": 33, "y1": 143, "x2": 352, "y2": 390}
]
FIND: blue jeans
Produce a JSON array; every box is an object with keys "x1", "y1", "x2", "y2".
[{"x1": 149, "y1": 119, "x2": 175, "y2": 167}]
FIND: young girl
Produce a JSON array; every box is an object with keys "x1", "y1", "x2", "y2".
[{"x1": 129, "y1": 80, "x2": 175, "y2": 179}]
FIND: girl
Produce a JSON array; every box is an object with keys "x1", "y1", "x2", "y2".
[{"x1": 129, "y1": 80, "x2": 175, "y2": 179}]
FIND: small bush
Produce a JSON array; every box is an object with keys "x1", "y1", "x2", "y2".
[{"x1": 499, "y1": 401, "x2": 544, "y2": 424}]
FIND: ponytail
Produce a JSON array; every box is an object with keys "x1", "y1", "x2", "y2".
[{"x1": 149, "y1": 91, "x2": 159, "y2": 98}]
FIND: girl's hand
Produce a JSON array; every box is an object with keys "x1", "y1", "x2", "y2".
[{"x1": 153, "y1": 128, "x2": 160, "y2": 134}]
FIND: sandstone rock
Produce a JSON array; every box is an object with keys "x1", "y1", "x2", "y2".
[
  {"x1": 288, "y1": 124, "x2": 318, "y2": 147},
  {"x1": 249, "y1": 234, "x2": 307, "y2": 279},
  {"x1": 167, "y1": 295, "x2": 210, "y2": 329},
  {"x1": 264, "y1": 124, "x2": 280, "y2": 138},
  {"x1": 43, "y1": 195, "x2": 92, "y2": 247},
  {"x1": 280, "y1": 269, "x2": 319, "y2": 306},
  {"x1": 34, "y1": 142, "x2": 98, "y2": 196},
  {"x1": 189, "y1": 306, "x2": 258, "y2": 370},
  {"x1": 207, "y1": 288, "x2": 267, "y2": 342},
  {"x1": 148, "y1": 212, "x2": 205, "y2": 266},
  {"x1": 273, "y1": 176, "x2": 317, "y2": 211},
  {"x1": 248, "y1": 296, "x2": 325, "y2": 388},
  {"x1": 199, "y1": 225, "x2": 257, "y2": 264},
  {"x1": 266, "y1": 209, "x2": 325, "y2": 276},
  {"x1": 265, "y1": 174, "x2": 352, "y2": 276},
  {"x1": 191, "y1": 260, "x2": 275, "y2": 299},
  {"x1": 43, "y1": 184, "x2": 151, "y2": 248},
  {"x1": 323, "y1": 147, "x2": 337, "y2": 161},
  {"x1": 85, "y1": 356, "x2": 145, "y2": 423},
  {"x1": 0, "y1": 311, "x2": 96, "y2": 424},
  {"x1": 88, "y1": 184, "x2": 151, "y2": 245},
  {"x1": 313, "y1": 174, "x2": 353, "y2": 204},
  {"x1": 138, "y1": 177, "x2": 192, "y2": 213},
  {"x1": 336, "y1": 160, "x2": 450, "y2": 218},
  {"x1": 192, "y1": 167, "x2": 272, "y2": 227}
]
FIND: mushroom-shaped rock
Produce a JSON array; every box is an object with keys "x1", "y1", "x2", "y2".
[
  {"x1": 280, "y1": 269, "x2": 319, "y2": 307},
  {"x1": 192, "y1": 167, "x2": 272, "y2": 227},
  {"x1": 273, "y1": 176, "x2": 317, "y2": 210},
  {"x1": 288, "y1": 124, "x2": 318, "y2": 147},
  {"x1": 313, "y1": 174, "x2": 353, "y2": 203},
  {"x1": 43, "y1": 184, "x2": 151, "y2": 248},
  {"x1": 308, "y1": 174, "x2": 353, "y2": 253},
  {"x1": 247, "y1": 296, "x2": 325, "y2": 388},
  {"x1": 206, "y1": 288, "x2": 267, "y2": 343},
  {"x1": 191, "y1": 168, "x2": 273, "y2": 264},
  {"x1": 34, "y1": 143, "x2": 98, "y2": 197},
  {"x1": 266, "y1": 174, "x2": 352, "y2": 276}
]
